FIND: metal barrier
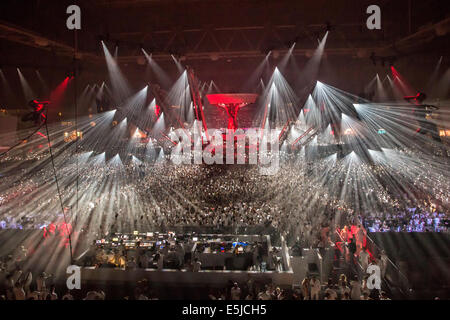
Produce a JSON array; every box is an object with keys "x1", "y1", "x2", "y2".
[{"x1": 364, "y1": 233, "x2": 411, "y2": 297}]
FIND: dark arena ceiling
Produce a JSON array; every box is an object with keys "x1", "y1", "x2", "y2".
[
  {"x1": 0, "y1": 0, "x2": 449, "y2": 64},
  {"x1": 0, "y1": 0, "x2": 449, "y2": 108}
]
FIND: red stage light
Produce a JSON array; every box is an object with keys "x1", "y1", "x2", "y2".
[
  {"x1": 390, "y1": 66, "x2": 415, "y2": 96},
  {"x1": 50, "y1": 76, "x2": 72, "y2": 106},
  {"x1": 36, "y1": 131, "x2": 47, "y2": 138},
  {"x1": 206, "y1": 93, "x2": 258, "y2": 131},
  {"x1": 155, "y1": 104, "x2": 161, "y2": 117}
]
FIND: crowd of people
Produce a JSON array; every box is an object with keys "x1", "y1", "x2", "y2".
[
  {"x1": 1, "y1": 246, "x2": 390, "y2": 301},
  {"x1": 0, "y1": 137, "x2": 449, "y2": 300},
  {"x1": 296, "y1": 274, "x2": 391, "y2": 300},
  {"x1": 362, "y1": 209, "x2": 448, "y2": 233},
  {"x1": 0, "y1": 145, "x2": 448, "y2": 243},
  {"x1": 0, "y1": 248, "x2": 391, "y2": 301}
]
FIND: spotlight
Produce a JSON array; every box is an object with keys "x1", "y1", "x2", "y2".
[
  {"x1": 98, "y1": 34, "x2": 110, "y2": 43},
  {"x1": 388, "y1": 57, "x2": 397, "y2": 67},
  {"x1": 264, "y1": 46, "x2": 274, "y2": 56}
]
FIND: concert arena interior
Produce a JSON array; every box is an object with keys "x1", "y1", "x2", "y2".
[{"x1": 0, "y1": 0, "x2": 449, "y2": 304}]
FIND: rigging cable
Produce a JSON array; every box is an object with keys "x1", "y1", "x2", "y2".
[{"x1": 43, "y1": 106, "x2": 74, "y2": 262}]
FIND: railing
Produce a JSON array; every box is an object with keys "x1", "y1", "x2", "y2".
[
  {"x1": 333, "y1": 228, "x2": 410, "y2": 298},
  {"x1": 364, "y1": 233, "x2": 411, "y2": 296},
  {"x1": 280, "y1": 235, "x2": 293, "y2": 272}
]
